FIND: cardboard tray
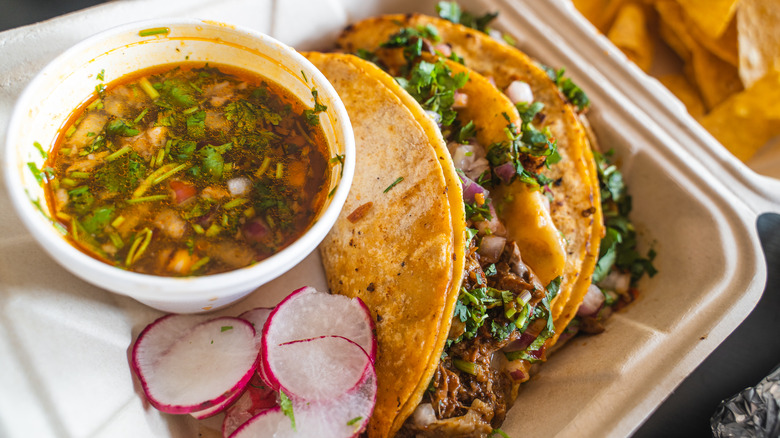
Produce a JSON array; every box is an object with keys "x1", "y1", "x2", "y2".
[{"x1": 0, "y1": 0, "x2": 770, "y2": 437}]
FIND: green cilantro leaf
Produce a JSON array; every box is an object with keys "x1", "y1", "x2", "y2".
[
  {"x1": 279, "y1": 390, "x2": 296, "y2": 431},
  {"x1": 436, "y1": 1, "x2": 498, "y2": 33},
  {"x1": 106, "y1": 119, "x2": 140, "y2": 137},
  {"x1": 541, "y1": 65, "x2": 590, "y2": 112}
]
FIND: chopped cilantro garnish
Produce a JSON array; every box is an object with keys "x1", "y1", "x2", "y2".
[
  {"x1": 465, "y1": 227, "x2": 479, "y2": 247},
  {"x1": 436, "y1": 1, "x2": 498, "y2": 34},
  {"x1": 220, "y1": 326, "x2": 233, "y2": 332},
  {"x1": 592, "y1": 150, "x2": 657, "y2": 285},
  {"x1": 303, "y1": 89, "x2": 327, "y2": 126},
  {"x1": 346, "y1": 417, "x2": 363, "y2": 426},
  {"x1": 33, "y1": 141, "x2": 47, "y2": 159},
  {"x1": 198, "y1": 143, "x2": 232, "y2": 181},
  {"x1": 490, "y1": 428, "x2": 511, "y2": 438},
  {"x1": 279, "y1": 390, "x2": 296, "y2": 431},
  {"x1": 138, "y1": 27, "x2": 169, "y2": 37},
  {"x1": 80, "y1": 206, "x2": 114, "y2": 235},
  {"x1": 96, "y1": 69, "x2": 105, "y2": 81},
  {"x1": 186, "y1": 110, "x2": 206, "y2": 139},
  {"x1": 355, "y1": 48, "x2": 380, "y2": 64},
  {"x1": 541, "y1": 65, "x2": 590, "y2": 112},
  {"x1": 106, "y1": 119, "x2": 140, "y2": 137},
  {"x1": 457, "y1": 120, "x2": 477, "y2": 144},
  {"x1": 383, "y1": 177, "x2": 404, "y2": 193},
  {"x1": 94, "y1": 151, "x2": 147, "y2": 193},
  {"x1": 27, "y1": 162, "x2": 44, "y2": 184},
  {"x1": 381, "y1": 25, "x2": 441, "y2": 64},
  {"x1": 396, "y1": 59, "x2": 468, "y2": 128}
]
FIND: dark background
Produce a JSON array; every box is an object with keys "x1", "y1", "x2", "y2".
[
  {"x1": 3, "y1": 3, "x2": 780, "y2": 437},
  {"x1": 0, "y1": 0, "x2": 108, "y2": 32}
]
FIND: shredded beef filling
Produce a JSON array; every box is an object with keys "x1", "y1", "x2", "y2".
[{"x1": 403, "y1": 241, "x2": 544, "y2": 436}]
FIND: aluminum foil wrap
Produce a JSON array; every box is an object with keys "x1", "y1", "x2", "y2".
[{"x1": 711, "y1": 364, "x2": 780, "y2": 437}]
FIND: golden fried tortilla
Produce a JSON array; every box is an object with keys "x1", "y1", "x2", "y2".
[
  {"x1": 308, "y1": 52, "x2": 466, "y2": 438},
  {"x1": 338, "y1": 14, "x2": 601, "y2": 346}
]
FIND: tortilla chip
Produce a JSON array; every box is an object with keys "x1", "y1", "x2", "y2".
[
  {"x1": 655, "y1": 0, "x2": 697, "y2": 62},
  {"x1": 699, "y1": 71, "x2": 780, "y2": 161},
  {"x1": 738, "y1": 0, "x2": 780, "y2": 88},
  {"x1": 309, "y1": 52, "x2": 465, "y2": 438},
  {"x1": 690, "y1": 40, "x2": 744, "y2": 110},
  {"x1": 676, "y1": 0, "x2": 740, "y2": 39},
  {"x1": 659, "y1": 73, "x2": 706, "y2": 117},
  {"x1": 656, "y1": 0, "x2": 738, "y2": 66},
  {"x1": 607, "y1": 2, "x2": 654, "y2": 72},
  {"x1": 690, "y1": 14, "x2": 738, "y2": 67},
  {"x1": 573, "y1": 0, "x2": 628, "y2": 32}
]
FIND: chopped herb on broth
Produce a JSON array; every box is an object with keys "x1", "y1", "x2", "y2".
[{"x1": 44, "y1": 63, "x2": 331, "y2": 276}]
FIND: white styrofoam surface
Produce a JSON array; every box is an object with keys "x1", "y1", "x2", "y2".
[{"x1": 0, "y1": 0, "x2": 769, "y2": 437}]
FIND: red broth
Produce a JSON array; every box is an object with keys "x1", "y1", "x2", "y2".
[{"x1": 44, "y1": 63, "x2": 331, "y2": 276}]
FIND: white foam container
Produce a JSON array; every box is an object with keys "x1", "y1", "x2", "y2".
[{"x1": 0, "y1": 0, "x2": 772, "y2": 437}]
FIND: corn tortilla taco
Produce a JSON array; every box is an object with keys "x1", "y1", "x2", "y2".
[
  {"x1": 307, "y1": 52, "x2": 467, "y2": 438},
  {"x1": 337, "y1": 12, "x2": 604, "y2": 351}
]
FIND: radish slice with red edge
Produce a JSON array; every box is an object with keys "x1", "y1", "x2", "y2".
[
  {"x1": 231, "y1": 338, "x2": 377, "y2": 438},
  {"x1": 265, "y1": 335, "x2": 371, "y2": 401},
  {"x1": 261, "y1": 286, "x2": 375, "y2": 373},
  {"x1": 260, "y1": 287, "x2": 375, "y2": 392},
  {"x1": 189, "y1": 386, "x2": 244, "y2": 420},
  {"x1": 223, "y1": 374, "x2": 278, "y2": 437},
  {"x1": 238, "y1": 307, "x2": 273, "y2": 348},
  {"x1": 132, "y1": 316, "x2": 258, "y2": 414}
]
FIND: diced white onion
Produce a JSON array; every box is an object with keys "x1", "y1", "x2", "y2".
[
  {"x1": 452, "y1": 91, "x2": 469, "y2": 109},
  {"x1": 577, "y1": 284, "x2": 605, "y2": 317},
  {"x1": 489, "y1": 29, "x2": 504, "y2": 43},
  {"x1": 412, "y1": 403, "x2": 437, "y2": 427},
  {"x1": 599, "y1": 270, "x2": 631, "y2": 294},
  {"x1": 478, "y1": 235, "x2": 506, "y2": 263},
  {"x1": 505, "y1": 80, "x2": 534, "y2": 105},
  {"x1": 227, "y1": 176, "x2": 252, "y2": 197},
  {"x1": 450, "y1": 143, "x2": 490, "y2": 180},
  {"x1": 424, "y1": 110, "x2": 442, "y2": 125}
]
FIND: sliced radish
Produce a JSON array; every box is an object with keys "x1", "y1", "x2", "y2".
[
  {"x1": 229, "y1": 406, "x2": 285, "y2": 438},
  {"x1": 132, "y1": 316, "x2": 259, "y2": 414},
  {"x1": 189, "y1": 386, "x2": 244, "y2": 420},
  {"x1": 232, "y1": 343, "x2": 377, "y2": 438},
  {"x1": 262, "y1": 286, "x2": 375, "y2": 360},
  {"x1": 260, "y1": 287, "x2": 375, "y2": 392},
  {"x1": 266, "y1": 335, "x2": 370, "y2": 401},
  {"x1": 223, "y1": 374, "x2": 278, "y2": 437},
  {"x1": 238, "y1": 307, "x2": 273, "y2": 348},
  {"x1": 130, "y1": 314, "x2": 208, "y2": 377}
]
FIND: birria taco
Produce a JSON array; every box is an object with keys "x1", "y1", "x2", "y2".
[{"x1": 312, "y1": 11, "x2": 603, "y2": 437}]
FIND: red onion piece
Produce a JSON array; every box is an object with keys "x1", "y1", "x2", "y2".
[
  {"x1": 509, "y1": 368, "x2": 527, "y2": 381},
  {"x1": 170, "y1": 180, "x2": 197, "y2": 204},
  {"x1": 243, "y1": 217, "x2": 269, "y2": 244},
  {"x1": 459, "y1": 173, "x2": 489, "y2": 204},
  {"x1": 494, "y1": 162, "x2": 515, "y2": 184},
  {"x1": 577, "y1": 284, "x2": 605, "y2": 317},
  {"x1": 433, "y1": 43, "x2": 452, "y2": 57},
  {"x1": 505, "y1": 331, "x2": 537, "y2": 353},
  {"x1": 478, "y1": 235, "x2": 506, "y2": 264}
]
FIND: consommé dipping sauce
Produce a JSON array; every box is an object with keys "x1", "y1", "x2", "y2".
[{"x1": 44, "y1": 63, "x2": 331, "y2": 276}]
